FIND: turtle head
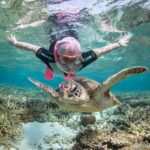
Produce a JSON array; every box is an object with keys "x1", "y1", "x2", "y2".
[{"x1": 56, "y1": 80, "x2": 89, "y2": 105}]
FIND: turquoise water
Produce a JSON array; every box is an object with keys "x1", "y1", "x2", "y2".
[
  {"x1": 0, "y1": 1, "x2": 150, "y2": 149},
  {"x1": 0, "y1": 0, "x2": 150, "y2": 92}
]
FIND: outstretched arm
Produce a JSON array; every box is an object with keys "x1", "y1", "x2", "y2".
[
  {"x1": 93, "y1": 34, "x2": 132, "y2": 57},
  {"x1": 8, "y1": 35, "x2": 41, "y2": 53}
]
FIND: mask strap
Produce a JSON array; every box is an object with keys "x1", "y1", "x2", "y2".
[
  {"x1": 54, "y1": 42, "x2": 69, "y2": 73},
  {"x1": 54, "y1": 42, "x2": 59, "y2": 62}
]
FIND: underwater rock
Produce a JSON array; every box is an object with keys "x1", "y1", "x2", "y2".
[{"x1": 80, "y1": 114, "x2": 96, "y2": 126}]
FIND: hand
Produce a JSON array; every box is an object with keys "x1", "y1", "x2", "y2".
[
  {"x1": 8, "y1": 34, "x2": 18, "y2": 45},
  {"x1": 118, "y1": 33, "x2": 133, "y2": 47}
]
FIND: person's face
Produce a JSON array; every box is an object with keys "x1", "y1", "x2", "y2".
[
  {"x1": 55, "y1": 49, "x2": 83, "y2": 73},
  {"x1": 57, "y1": 51, "x2": 83, "y2": 68},
  {"x1": 59, "y1": 55, "x2": 82, "y2": 66}
]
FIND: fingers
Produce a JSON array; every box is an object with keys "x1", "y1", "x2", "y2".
[
  {"x1": 118, "y1": 32, "x2": 133, "y2": 47},
  {"x1": 8, "y1": 35, "x2": 12, "y2": 41},
  {"x1": 8, "y1": 34, "x2": 17, "y2": 45},
  {"x1": 8, "y1": 34, "x2": 16, "y2": 40},
  {"x1": 10, "y1": 34, "x2": 16, "y2": 40},
  {"x1": 121, "y1": 32, "x2": 133, "y2": 40},
  {"x1": 119, "y1": 33, "x2": 126, "y2": 40}
]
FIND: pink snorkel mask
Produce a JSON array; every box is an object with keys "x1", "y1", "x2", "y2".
[
  {"x1": 44, "y1": 37, "x2": 81, "y2": 80},
  {"x1": 56, "y1": 52, "x2": 83, "y2": 66},
  {"x1": 54, "y1": 37, "x2": 82, "y2": 74},
  {"x1": 54, "y1": 37, "x2": 83, "y2": 79}
]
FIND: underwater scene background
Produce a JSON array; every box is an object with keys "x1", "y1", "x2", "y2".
[{"x1": 0, "y1": 0, "x2": 150, "y2": 150}]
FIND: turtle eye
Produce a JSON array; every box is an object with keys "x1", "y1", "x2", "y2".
[
  {"x1": 71, "y1": 84, "x2": 77, "y2": 92},
  {"x1": 59, "y1": 83, "x2": 64, "y2": 88}
]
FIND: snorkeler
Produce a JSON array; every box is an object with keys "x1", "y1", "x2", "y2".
[
  {"x1": 8, "y1": 34, "x2": 130, "y2": 80},
  {"x1": 8, "y1": 9, "x2": 131, "y2": 80}
]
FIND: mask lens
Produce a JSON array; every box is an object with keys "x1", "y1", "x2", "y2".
[
  {"x1": 59, "y1": 55, "x2": 82, "y2": 66},
  {"x1": 74, "y1": 57, "x2": 82, "y2": 65},
  {"x1": 60, "y1": 57, "x2": 67, "y2": 65}
]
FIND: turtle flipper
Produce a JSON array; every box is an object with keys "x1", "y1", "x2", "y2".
[
  {"x1": 94, "y1": 66, "x2": 148, "y2": 98},
  {"x1": 28, "y1": 77, "x2": 59, "y2": 99}
]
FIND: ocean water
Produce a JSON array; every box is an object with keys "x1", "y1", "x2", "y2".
[
  {"x1": 0, "y1": 0, "x2": 150, "y2": 150},
  {"x1": 0, "y1": 0, "x2": 150, "y2": 91}
]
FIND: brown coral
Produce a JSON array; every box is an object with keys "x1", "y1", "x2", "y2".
[{"x1": 73, "y1": 92, "x2": 150, "y2": 150}]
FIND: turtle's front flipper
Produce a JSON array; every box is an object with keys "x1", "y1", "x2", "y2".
[
  {"x1": 28, "y1": 77, "x2": 59, "y2": 99},
  {"x1": 94, "y1": 66, "x2": 148, "y2": 97}
]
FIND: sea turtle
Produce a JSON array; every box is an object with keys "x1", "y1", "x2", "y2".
[{"x1": 28, "y1": 66, "x2": 148, "y2": 112}]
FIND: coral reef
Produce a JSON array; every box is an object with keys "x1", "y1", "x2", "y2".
[
  {"x1": 0, "y1": 84, "x2": 75, "y2": 123},
  {"x1": 0, "y1": 95, "x2": 22, "y2": 149},
  {"x1": 0, "y1": 84, "x2": 77, "y2": 149},
  {"x1": 73, "y1": 92, "x2": 150, "y2": 150},
  {"x1": 0, "y1": 84, "x2": 150, "y2": 150}
]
